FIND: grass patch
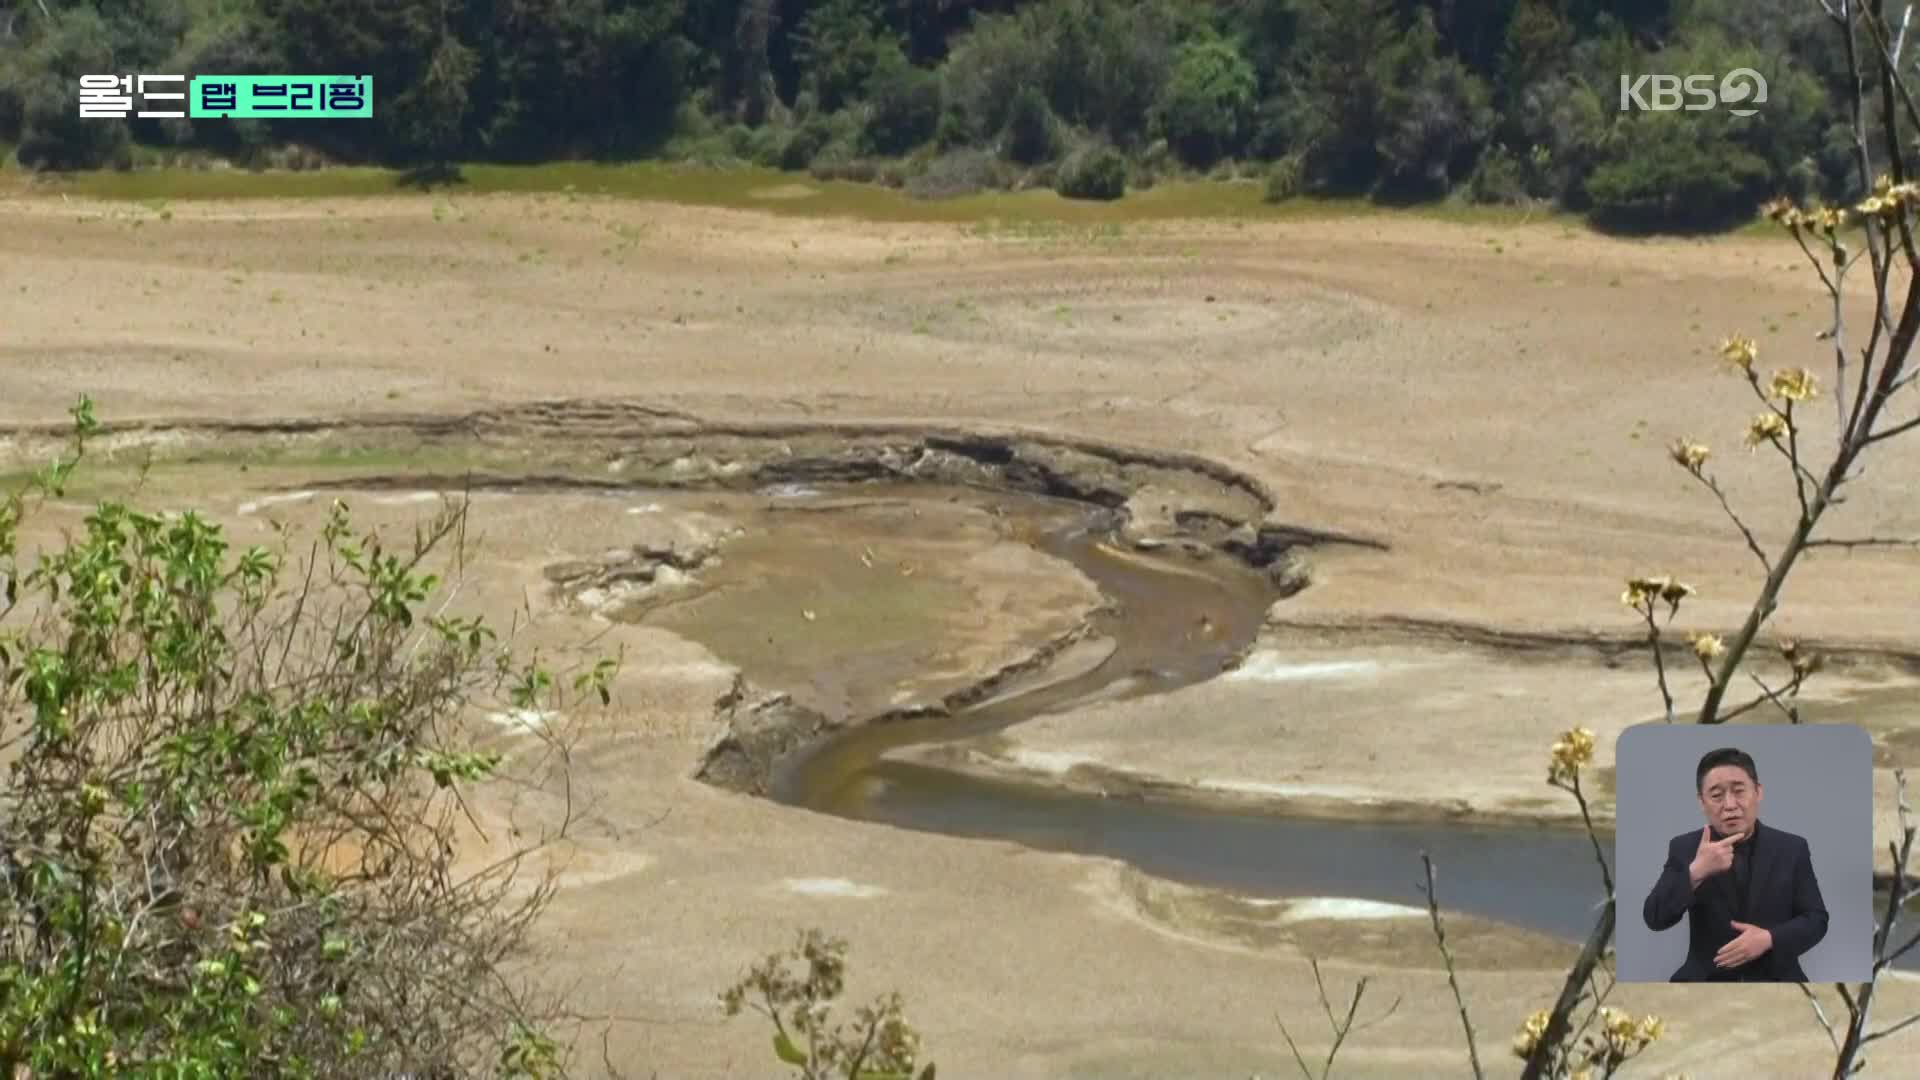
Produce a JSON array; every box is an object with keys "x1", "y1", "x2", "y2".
[
  {"x1": 3, "y1": 443, "x2": 520, "y2": 500},
  {"x1": 24, "y1": 160, "x2": 1616, "y2": 231}
]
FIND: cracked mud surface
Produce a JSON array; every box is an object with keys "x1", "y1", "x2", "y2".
[{"x1": 6, "y1": 192, "x2": 1920, "y2": 1076}]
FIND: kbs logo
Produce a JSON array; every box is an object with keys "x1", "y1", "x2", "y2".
[{"x1": 1619, "y1": 68, "x2": 1767, "y2": 116}]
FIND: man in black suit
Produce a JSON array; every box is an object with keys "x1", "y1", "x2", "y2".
[{"x1": 1641, "y1": 746, "x2": 1829, "y2": 982}]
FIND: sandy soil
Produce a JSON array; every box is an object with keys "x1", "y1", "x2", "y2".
[
  {"x1": 4, "y1": 188, "x2": 1920, "y2": 1077},
  {"x1": 917, "y1": 638, "x2": 1919, "y2": 830}
]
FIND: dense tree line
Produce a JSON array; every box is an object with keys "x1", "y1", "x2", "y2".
[{"x1": 0, "y1": 0, "x2": 1874, "y2": 229}]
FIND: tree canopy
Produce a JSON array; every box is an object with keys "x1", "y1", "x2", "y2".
[{"x1": 0, "y1": 0, "x2": 1861, "y2": 229}]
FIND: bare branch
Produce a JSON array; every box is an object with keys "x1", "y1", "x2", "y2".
[
  {"x1": 1349, "y1": 993, "x2": 1402, "y2": 1037},
  {"x1": 1808, "y1": 535, "x2": 1920, "y2": 550},
  {"x1": 1633, "y1": 602, "x2": 1677, "y2": 724},
  {"x1": 1881, "y1": 926, "x2": 1920, "y2": 968},
  {"x1": 1790, "y1": 223, "x2": 1845, "y2": 300},
  {"x1": 1570, "y1": 772, "x2": 1614, "y2": 896},
  {"x1": 1273, "y1": 956, "x2": 1400, "y2": 1080},
  {"x1": 1864, "y1": 411, "x2": 1920, "y2": 445},
  {"x1": 1873, "y1": 771, "x2": 1916, "y2": 964},
  {"x1": 1520, "y1": 900, "x2": 1614, "y2": 1080},
  {"x1": 1569, "y1": 957, "x2": 1622, "y2": 1069},
  {"x1": 1325, "y1": 980, "x2": 1366, "y2": 1076},
  {"x1": 1746, "y1": 669, "x2": 1800, "y2": 723},
  {"x1": 1275, "y1": 1013, "x2": 1318, "y2": 1080},
  {"x1": 1803, "y1": 984, "x2": 1843, "y2": 1052},
  {"x1": 1861, "y1": 1010, "x2": 1920, "y2": 1046},
  {"x1": 1837, "y1": 772, "x2": 1919, "y2": 1073},
  {"x1": 1686, "y1": 470, "x2": 1772, "y2": 574},
  {"x1": 1776, "y1": 397, "x2": 1817, "y2": 522},
  {"x1": 1421, "y1": 853, "x2": 1484, "y2": 1080}
]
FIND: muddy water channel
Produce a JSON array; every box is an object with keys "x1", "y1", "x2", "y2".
[{"x1": 702, "y1": 484, "x2": 1618, "y2": 944}]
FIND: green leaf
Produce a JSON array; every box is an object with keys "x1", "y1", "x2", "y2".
[{"x1": 773, "y1": 1032, "x2": 808, "y2": 1066}]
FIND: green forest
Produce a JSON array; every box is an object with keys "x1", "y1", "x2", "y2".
[{"x1": 0, "y1": 0, "x2": 1876, "y2": 230}]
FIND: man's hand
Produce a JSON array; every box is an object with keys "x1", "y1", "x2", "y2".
[
  {"x1": 1689, "y1": 825, "x2": 1742, "y2": 887},
  {"x1": 1715, "y1": 921, "x2": 1774, "y2": 969}
]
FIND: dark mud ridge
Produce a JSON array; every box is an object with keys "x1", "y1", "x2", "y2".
[
  {"x1": 3, "y1": 397, "x2": 1375, "y2": 568},
  {"x1": 693, "y1": 621, "x2": 1102, "y2": 797}
]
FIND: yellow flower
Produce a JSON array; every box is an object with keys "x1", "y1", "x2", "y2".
[
  {"x1": 1550, "y1": 728, "x2": 1598, "y2": 783},
  {"x1": 1788, "y1": 643, "x2": 1825, "y2": 678},
  {"x1": 1639, "y1": 1014, "x2": 1665, "y2": 1042},
  {"x1": 1669, "y1": 439, "x2": 1711, "y2": 471},
  {"x1": 1511, "y1": 1007, "x2": 1552, "y2": 1057},
  {"x1": 1717, "y1": 335, "x2": 1759, "y2": 373},
  {"x1": 1689, "y1": 632, "x2": 1726, "y2": 661},
  {"x1": 1768, "y1": 367, "x2": 1820, "y2": 403},
  {"x1": 1858, "y1": 195, "x2": 1891, "y2": 218},
  {"x1": 1762, "y1": 196, "x2": 1796, "y2": 223},
  {"x1": 1876, "y1": 172, "x2": 1893, "y2": 195},
  {"x1": 1746, "y1": 412, "x2": 1791, "y2": 448},
  {"x1": 1622, "y1": 575, "x2": 1692, "y2": 611},
  {"x1": 1570, "y1": 1069, "x2": 1593, "y2": 1080}
]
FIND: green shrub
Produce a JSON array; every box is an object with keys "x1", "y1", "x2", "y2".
[
  {"x1": 1154, "y1": 35, "x2": 1257, "y2": 167},
  {"x1": 1264, "y1": 155, "x2": 1302, "y2": 202},
  {"x1": 941, "y1": 6, "x2": 1052, "y2": 143},
  {"x1": 724, "y1": 122, "x2": 785, "y2": 167},
  {"x1": 1004, "y1": 84, "x2": 1057, "y2": 165},
  {"x1": 933, "y1": 105, "x2": 974, "y2": 151},
  {"x1": 1465, "y1": 142, "x2": 1530, "y2": 205},
  {"x1": 0, "y1": 398, "x2": 613, "y2": 1075},
  {"x1": 723, "y1": 930, "x2": 936, "y2": 1080},
  {"x1": 908, "y1": 148, "x2": 1006, "y2": 199},
  {"x1": 795, "y1": 0, "x2": 894, "y2": 113},
  {"x1": 1055, "y1": 144, "x2": 1127, "y2": 201},
  {"x1": 781, "y1": 112, "x2": 836, "y2": 170},
  {"x1": 1374, "y1": 9, "x2": 1494, "y2": 199},
  {"x1": 809, "y1": 154, "x2": 884, "y2": 183},
  {"x1": 1245, "y1": 95, "x2": 1293, "y2": 161},
  {"x1": 6, "y1": 8, "x2": 132, "y2": 172},
  {"x1": 862, "y1": 51, "x2": 943, "y2": 156},
  {"x1": 1585, "y1": 117, "x2": 1772, "y2": 232}
]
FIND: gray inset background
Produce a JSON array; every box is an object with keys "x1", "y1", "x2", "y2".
[{"x1": 1614, "y1": 723, "x2": 1871, "y2": 982}]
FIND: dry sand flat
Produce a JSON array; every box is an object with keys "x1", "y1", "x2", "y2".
[{"x1": 4, "y1": 190, "x2": 1920, "y2": 1075}]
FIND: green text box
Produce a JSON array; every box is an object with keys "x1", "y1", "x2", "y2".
[{"x1": 189, "y1": 76, "x2": 372, "y2": 119}]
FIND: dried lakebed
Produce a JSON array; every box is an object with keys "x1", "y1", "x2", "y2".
[
  {"x1": 11, "y1": 402, "x2": 1905, "y2": 954},
  {"x1": 705, "y1": 485, "x2": 1615, "y2": 944}
]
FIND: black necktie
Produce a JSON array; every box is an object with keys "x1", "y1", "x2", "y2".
[{"x1": 1732, "y1": 840, "x2": 1752, "y2": 916}]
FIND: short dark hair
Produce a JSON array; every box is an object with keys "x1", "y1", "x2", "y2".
[{"x1": 1697, "y1": 747, "x2": 1759, "y2": 792}]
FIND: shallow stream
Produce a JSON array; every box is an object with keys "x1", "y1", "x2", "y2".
[{"x1": 773, "y1": 496, "x2": 1618, "y2": 942}]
